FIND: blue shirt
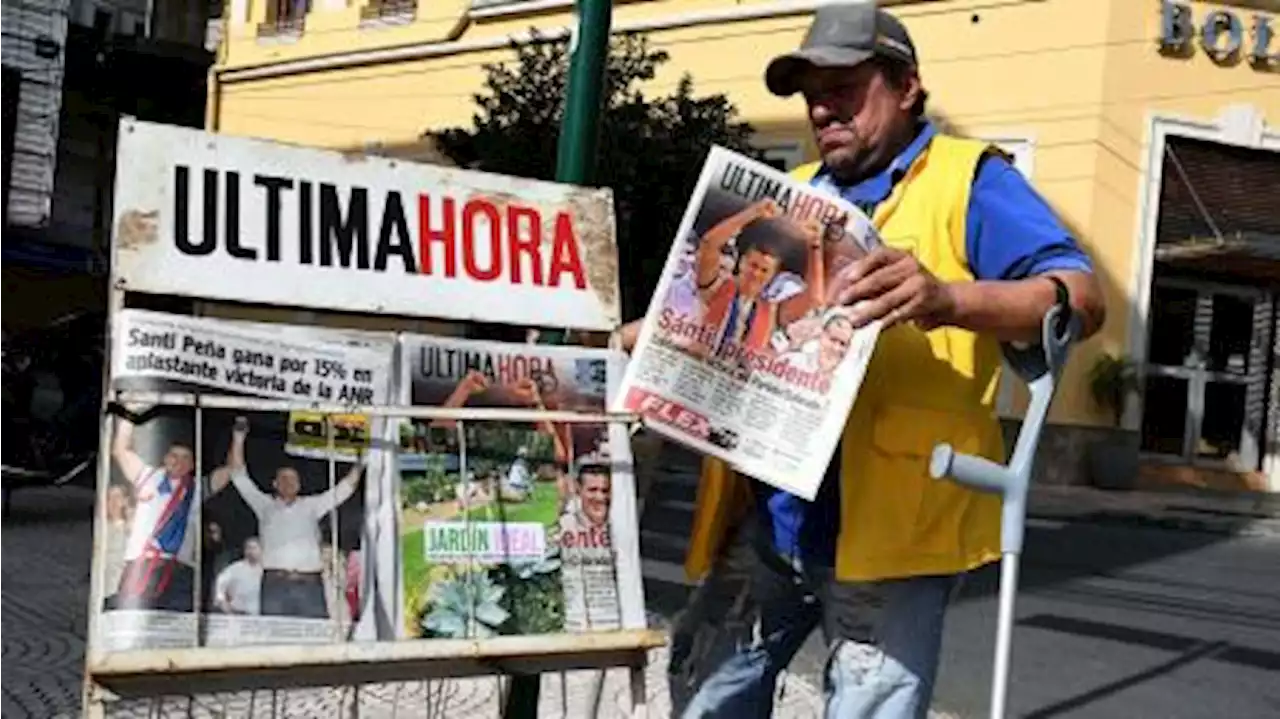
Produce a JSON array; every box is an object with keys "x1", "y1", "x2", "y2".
[{"x1": 756, "y1": 121, "x2": 1094, "y2": 564}]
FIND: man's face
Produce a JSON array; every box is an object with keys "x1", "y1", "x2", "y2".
[
  {"x1": 819, "y1": 317, "x2": 855, "y2": 370},
  {"x1": 106, "y1": 485, "x2": 128, "y2": 520},
  {"x1": 580, "y1": 471, "x2": 611, "y2": 526},
  {"x1": 274, "y1": 467, "x2": 301, "y2": 501},
  {"x1": 244, "y1": 538, "x2": 262, "y2": 564},
  {"x1": 738, "y1": 248, "x2": 781, "y2": 298},
  {"x1": 800, "y1": 62, "x2": 917, "y2": 181},
  {"x1": 163, "y1": 445, "x2": 195, "y2": 479}
]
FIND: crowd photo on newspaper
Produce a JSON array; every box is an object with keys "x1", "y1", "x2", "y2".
[
  {"x1": 397, "y1": 335, "x2": 638, "y2": 640},
  {"x1": 616, "y1": 146, "x2": 884, "y2": 498},
  {"x1": 97, "y1": 309, "x2": 395, "y2": 650}
]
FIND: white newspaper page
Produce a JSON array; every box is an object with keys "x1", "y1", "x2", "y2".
[
  {"x1": 96, "y1": 308, "x2": 397, "y2": 651},
  {"x1": 396, "y1": 336, "x2": 646, "y2": 640},
  {"x1": 613, "y1": 145, "x2": 884, "y2": 500}
]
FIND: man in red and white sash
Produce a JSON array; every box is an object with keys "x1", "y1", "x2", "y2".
[{"x1": 108, "y1": 407, "x2": 229, "y2": 612}]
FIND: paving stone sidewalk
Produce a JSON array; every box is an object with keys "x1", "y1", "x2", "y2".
[
  {"x1": 1028, "y1": 484, "x2": 1280, "y2": 537},
  {"x1": 2, "y1": 486, "x2": 829, "y2": 718},
  {"x1": 14, "y1": 478, "x2": 1258, "y2": 718}
]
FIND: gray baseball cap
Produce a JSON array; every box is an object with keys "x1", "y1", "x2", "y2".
[{"x1": 765, "y1": 2, "x2": 919, "y2": 97}]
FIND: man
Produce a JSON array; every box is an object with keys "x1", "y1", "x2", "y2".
[
  {"x1": 625, "y1": 4, "x2": 1107, "y2": 717},
  {"x1": 101, "y1": 482, "x2": 133, "y2": 609},
  {"x1": 695, "y1": 199, "x2": 825, "y2": 356},
  {"x1": 201, "y1": 521, "x2": 238, "y2": 613},
  {"x1": 503, "y1": 446, "x2": 534, "y2": 501},
  {"x1": 557, "y1": 460, "x2": 619, "y2": 631},
  {"x1": 108, "y1": 407, "x2": 230, "y2": 612},
  {"x1": 225, "y1": 416, "x2": 367, "y2": 619},
  {"x1": 214, "y1": 536, "x2": 265, "y2": 615},
  {"x1": 664, "y1": 231, "x2": 707, "y2": 320},
  {"x1": 778, "y1": 308, "x2": 860, "y2": 377}
]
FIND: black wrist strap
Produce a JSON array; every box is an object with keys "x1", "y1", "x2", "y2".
[{"x1": 1046, "y1": 274, "x2": 1072, "y2": 338}]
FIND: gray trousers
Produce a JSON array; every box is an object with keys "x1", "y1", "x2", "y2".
[{"x1": 667, "y1": 520, "x2": 758, "y2": 715}]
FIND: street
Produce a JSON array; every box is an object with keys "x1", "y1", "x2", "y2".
[
  {"x1": 639, "y1": 451, "x2": 1280, "y2": 719},
  {"x1": 937, "y1": 519, "x2": 1280, "y2": 718},
  {"x1": 5, "y1": 472, "x2": 1280, "y2": 718}
]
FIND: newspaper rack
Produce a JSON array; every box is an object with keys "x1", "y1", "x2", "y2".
[
  {"x1": 929, "y1": 300, "x2": 1080, "y2": 719},
  {"x1": 84, "y1": 393, "x2": 662, "y2": 716},
  {"x1": 84, "y1": 118, "x2": 654, "y2": 718}
]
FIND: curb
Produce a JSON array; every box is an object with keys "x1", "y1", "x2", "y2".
[{"x1": 1027, "y1": 508, "x2": 1280, "y2": 538}]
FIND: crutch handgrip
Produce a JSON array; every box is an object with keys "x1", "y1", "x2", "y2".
[
  {"x1": 929, "y1": 444, "x2": 1010, "y2": 495},
  {"x1": 929, "y1": 444, "x2": 1029, "y2": 555}
]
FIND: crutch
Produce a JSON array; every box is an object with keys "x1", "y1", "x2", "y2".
[{"x1": 928, "y1": 290, "x2": 1079, "y2": 719}]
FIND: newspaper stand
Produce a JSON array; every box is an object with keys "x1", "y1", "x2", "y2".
[
  {"x1": 928, "y1": 299, "x2": 1080, "y2": 719},
  {"x1": 81, "y1": 118, "x2": 664, "y2": 718}
]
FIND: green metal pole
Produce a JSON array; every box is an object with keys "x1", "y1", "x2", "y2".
[
  {"x1": 503, "y1": 1, "x2": 612, "y2": 717},
  {"x1": 555, "y1": 0, "x2": 612, "y2": 185},
  {"x1": 533, "y1": 0, "x2": 613, "y2": 350}
]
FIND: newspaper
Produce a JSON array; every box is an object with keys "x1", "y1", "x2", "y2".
[
  {"x1": 96, "y1": 309, "x2": 396, "y2": 651},
  {"x1": 613, "y1": 146, "x2": 884, "y2": 500},
  {"x1": 397, "y1": 336, "x2": 646, "y2": 639}
]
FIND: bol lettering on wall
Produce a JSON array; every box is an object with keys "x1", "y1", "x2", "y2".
[{"x1": 1159, "y1": 0, "x2": 1278, "y2": 67}]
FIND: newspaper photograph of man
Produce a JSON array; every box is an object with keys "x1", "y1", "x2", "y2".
[
  {"x1": 554, "y1": 455, "x2": 622, "y2": 632},
  {"x1": 774, "y1": 306, "x2": 871, "y2": 378},
  {"x1": 99, "y1": 308, "x2": 394, "y2": 650},
  {"x1": 217, "y1": 415, "x2": 366, "y2": 621},
  {"x1": 398, "y1": 335, "x2": 625, "y2": 640},
  {"x1": 100, "y1": 403, "x2": 228, "y2": 622},
  {"x1": 658, "y1": 180, "x2": 875, "y2": 366}
]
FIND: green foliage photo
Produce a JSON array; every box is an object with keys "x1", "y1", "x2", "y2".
[{"x1": 429, "y1": 31, "x2": 764, "y2": 316}]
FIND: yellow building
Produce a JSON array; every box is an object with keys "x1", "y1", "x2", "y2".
[{"x1": 209, "y1": 0, "x2": 1280, "y2": 493}]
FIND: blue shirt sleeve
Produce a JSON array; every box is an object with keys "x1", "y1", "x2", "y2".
[{"x1": 965, "y1": 153, "x2": 1094, "y2": 282}]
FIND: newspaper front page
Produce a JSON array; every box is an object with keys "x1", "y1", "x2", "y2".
[
  {"x1": 397, "y1": 336, "x2": 645, "y2": 640},
  {"x1": 613, "y1": 146, "x2": 884, "y2": 500},
  {"x1": 97, "y1": 309, "x2": 396, "y2": 651}
]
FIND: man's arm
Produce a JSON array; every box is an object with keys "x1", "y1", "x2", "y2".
[
  {"x1": 614, "y1": 321, "x2": 642, "y2": 354},
  {"x1": 203, "y1": 417, "x2": 245, "y2": 496},
  {"x1": 312, "y1": 455, "x2": 366, "y2": 514},
  {"x1": 111, "y1": 410, "x2": 147, "y2": 485},
  {"x1": 695, "y1": 199, "x2": 779, "y2": 288},
  {"x1": 830, "y1": 153, "x2": 1106, "y2": 344},
  {"x1": 225, "y1": 417, "x2": 272, "y2": 514},
  {"x1": 944, "y1": 271, "x2": 1103, "y2": 343},
  {"x1": 778, "y1": 218, "x2": 827, "y2": 326},
  {"x1": 509, "y1": 378, "x2": 572, "y2": 464},
  {"x1": 214, "y1": 563, "x2": 237, "y2": 613},
  {"x1": 206, "y1": 467, "x2": 231, "y2": 496},
  {"x1": 433, "y1": 370, "x2": 488, "y2": 430}
]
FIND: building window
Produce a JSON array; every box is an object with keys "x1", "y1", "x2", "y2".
[
  {"x1": 259, "y1": 0, "x2": 309, "y2": 38},
  {"x1": 3, "y1": 65, "x2": 19, "y2": 227},
  {"x1": 360, "y1": 0, "x2": 417, "y2": 26}
]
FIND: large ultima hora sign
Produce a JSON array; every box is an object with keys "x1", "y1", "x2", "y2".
[{"x1": 1160, "y1": 0, "x2": 1278, "y2": 67}]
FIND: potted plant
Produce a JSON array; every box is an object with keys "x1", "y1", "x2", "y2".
[{"x1": 1086, "y1": 352, "x2": 1142, "y2": 490}]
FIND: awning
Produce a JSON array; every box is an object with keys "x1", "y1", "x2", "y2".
[{"x1": 1155, "y1": 232, "x2": 1280, "y2": 283}]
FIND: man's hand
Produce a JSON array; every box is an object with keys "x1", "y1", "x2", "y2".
[
  {"x1": 233, "y1": 416, "x2": 250, "y2": 439},
  {"x1": 800, "y1": 218, "x2": 825, "y2": 251},
  {"x1": 460, "y1": 370, "x2": 490, "y2": 396},
  {"x1": 509, "y1": 377, "x2": 543, "y2": 408},
  {"x1": 749, "y1": 198, "x2": 780, "y2": 221},
  {"x1": 827, "y1": 247, "x2": 956, "y2": 330}
]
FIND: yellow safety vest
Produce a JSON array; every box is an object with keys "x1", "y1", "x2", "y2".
[{"x1": 684, "y1": 134, "x2": 1006, "y2": 582}]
